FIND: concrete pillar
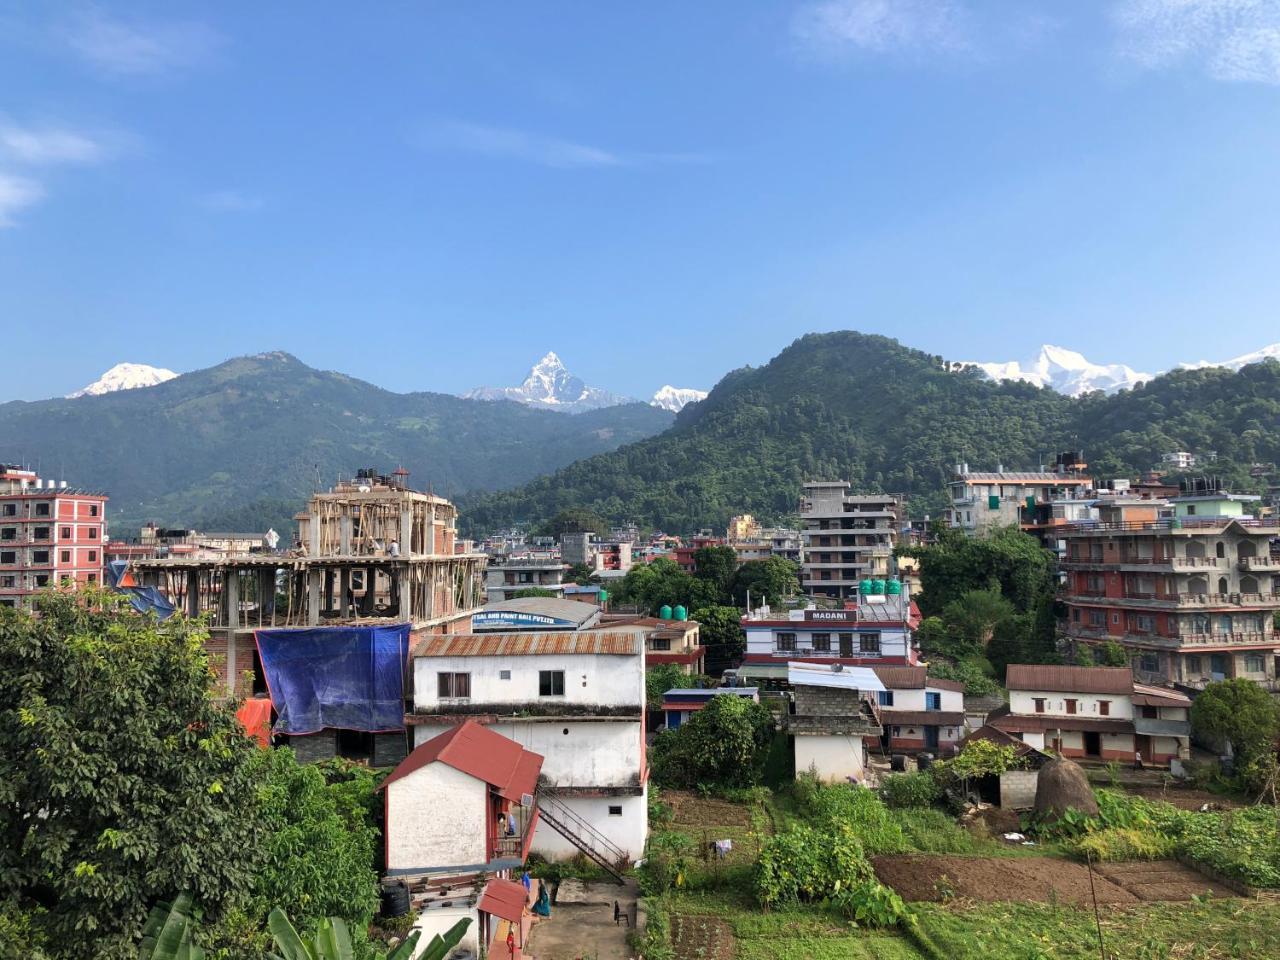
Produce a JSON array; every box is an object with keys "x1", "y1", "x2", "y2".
[
  {"x1": 339, "y1": 516, "x2": 352, "y2": 556},
  {"x1": 323, "y1": 569, "x2": 335, "y2": 615},
  {"x1": 392, "y1": 567, "x2": 406, "y2": 619},
  {"x1": 400, "y1": 508, "x2": 413, "y2": 556},
  {"x1": 258, "y1": 568, "x2": 275, "y2": 622},
  {"x1": 224, "y1": 568, "x2": 240, "y2": 629},
  {"x1": 186, "y1": 570, "x2": 200, "y2": 618},
  {"x1": 360, "y1": 566, "x2": 376, "y2": 615},
  {"x1": 307, "y1": 567, "x2": 322, "y2": 626},
  {"x1": 309, "y1": 508, "x2": 321, "y2": 557}
]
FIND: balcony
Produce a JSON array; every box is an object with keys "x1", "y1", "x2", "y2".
[
  {"x1": 1239, "y1": 556, "x2": 1280, "y2": 572},
  {"x1": 489, "y1": 799, "x2": 538, "y2": 866},
  {"x1": 1175, "y1": 592, "x2": 1280, "y2": 609},
  {"x1": 1175, "y1": 632, "x2": 1277, "y2": 647},
  {"x1": 1064, "y1": 517, "x2": 1280, "y2": 535}
]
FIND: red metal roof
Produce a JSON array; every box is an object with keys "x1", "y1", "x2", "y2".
[
  {"x1": 646, "y1": 650, "x2": 704, "y2": 665},
  {"x1": 413, "y1": 632, "x2": 638, "y2": 658},
  {"x1": 1005, "y1": 664, "x2": 1133, "y2": 695},
  {"x1": 478, "y1": 877, "x2": 529, "y2": 923},
  {"x1": 381, "y1": 719, "x2": 543, "y2": 802}
]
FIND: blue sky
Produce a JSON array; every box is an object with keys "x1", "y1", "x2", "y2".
[{"x1": 4, "y1": 1, "x2": 1280, "y2": 402}]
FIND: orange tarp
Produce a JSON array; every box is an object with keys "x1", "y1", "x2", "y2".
[{"x1": 236, "y1": 697, "x2": 273, "y2": 748}]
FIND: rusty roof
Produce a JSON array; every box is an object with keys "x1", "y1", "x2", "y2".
[
  {"x1": 412, "y1": 631, "x2": 638, "y2": 658},
  {"x1": 382, "y1": 719, "x2": 543, "y2": 802},
  {"x1": 478, "y1": 878, "x2": 529, "y2": 923},
  {"x1": 871, "y1": 666, "x2": 927, "y2": 689},
  {"x1": 1005, "y1": 664, "x2": 1133, "y2": 695},
  {"x1": 1131, "y1": 683, "x2": 1192, "y2": 707},
  {"x1": 989, "y1": 713, "x2": 1135, "y2": 735}
]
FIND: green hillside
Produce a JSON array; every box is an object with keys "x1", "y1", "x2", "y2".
[
  {"x1": 0, "y1": 352, "x2": 673, "y2": 535},
  {"x1": 459, "y1": 332, "x2": 1280, "y2": 534}
]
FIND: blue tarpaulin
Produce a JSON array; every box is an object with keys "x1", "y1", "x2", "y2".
[{"x1": 255, "y1": 624, "x2": 411, "y2": 735}]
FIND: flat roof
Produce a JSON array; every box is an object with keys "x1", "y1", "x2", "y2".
[{"x1": 478, "y1": 596, "x2": 600, "y2": 625}]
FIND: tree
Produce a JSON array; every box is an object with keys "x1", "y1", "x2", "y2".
[
  {"x1": 691, "y1": 546, "x2": 738, "y2": 602},
  {"x1": 613, "y1": 558, "x2": 716, "y2": 615},
  {"x1": 690, "y1": 605, "x2": 747, "y2": 673},
  {"x1": 940, "y1": 589, "x2": 1015, "y2": 648},
  {"x1": 730, "y1": 557, "x2": 799, "y2": 608},
  {"x1": 511, "y1": 587, "x2": 557, "y2": 599},
  {"x1": 0, "y1": 592, "x2": 262, "y2": 955},
  {"x1": 564, "y1": 562, "x2": 596, "y2": 584},
  {"x1": 1099, "y1": 641, "x2": 1129, "y2": 667},
  {"x1": 650, "y1": 694, "x2": 775, "y2": 789},
  {"x1": 538, "y1": 508, "x2": 607, "y2": 538},
  {"x1": 1191, "y1": 679, "x2": 1280, "y2": 791},
  {"x1": 646, "y1": 664, "x2": 694, "y2": 712}
]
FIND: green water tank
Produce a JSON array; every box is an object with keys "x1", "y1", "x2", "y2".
[
  {"x1": 859, "y1": 578, "x2": 873, "y2": 595},
  {"x1": 674, "y1": 605, "x2": 688, "y2": 621},
  {"x1": 886, "y1": 579, "x2": 902, "y2": 595},
  {"x1": 872, "y1": 579, "x2": 886, "y2": 595},
  {"x1": 659, "y1": 604, "x2": 673, "y2": 620}
]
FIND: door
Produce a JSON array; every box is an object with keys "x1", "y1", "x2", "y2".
[
  {"x1": 1083, "y1": 731, "x2": 1101, "y2": 758},
  {"x1": 1210, "y1": 654, "x2": 1228, "y2": 680},
  {"x1": 839, "y1": 633, "x2": 853, "y2": 657},
  {"x1": 924, "y1": 726, "x2": 939, "y2": 751},
  {"x1": 1135, "y1": 734, "x2": 1153, "y2": 763}
]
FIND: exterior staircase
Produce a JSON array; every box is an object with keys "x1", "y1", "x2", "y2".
[{"x1": 535, "y1": 785, "x2": 628, "y2": 884}]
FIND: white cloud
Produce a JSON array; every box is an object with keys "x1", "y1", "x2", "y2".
[
  {"x1": 64, "y1": 11, "x2": 221, "y2": 75},
  {"x1": 792, "y1": 0, "x2": 970, "y2": 59},
  {"x1": 0, "y1": 124, "x2": 104, "y2": 164},
  {"x1": 198, "y1": 189, "x2": 264, "y2": 213},
  {"x1": 1114, "y1": 0, "x2": 1280, "y2": 84},
  {"x1": 0, "y1": 172, "x2": 43, "y2": 228},
  {"x1": 420, "y1": 121, "x2": 708, "y2": 169}
]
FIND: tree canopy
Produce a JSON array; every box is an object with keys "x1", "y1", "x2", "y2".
[{"x1": 1191, "y1": 679, "x2": 1280, "y2": 792}]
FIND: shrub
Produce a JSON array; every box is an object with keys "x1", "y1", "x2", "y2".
[
  {"x1": 881, "y1": 771, "x2": 941, "y2": 809},
  {"x1": 1070, "y1": 827, "x2": 1176, "y2": 862},
  {"x1": 754, "y1": 824, "x2": 872, "y2": 907},
  {"x1": 893, "y1": 809, "x2": 978, "y2": 854},
  {"x1": 793, "y1": 776, "x2": 909, "y2": 854},
  {"x1": 641, "y1": 831, "x2": 695, "y2": 895},
  {"x1": 830, "y1": 879, "x2": 911, "y2": 928}
]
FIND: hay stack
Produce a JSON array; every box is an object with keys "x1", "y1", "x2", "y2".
[{"x1": 1033, "y1": 756, "x2": 1098, "y2": 820}]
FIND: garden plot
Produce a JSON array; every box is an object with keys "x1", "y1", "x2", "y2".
[
  {"x1": 669, "y1": 912, "x2": 736, "y2": 960},
  {"x1": 873, "y1": 854, "x2": 1233, "y2": 905}
]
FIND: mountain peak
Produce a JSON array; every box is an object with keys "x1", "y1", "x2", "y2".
[
  {"x1": 67, "y1": 362, "x2": 179, "y2": 399},
  {"x1": 463, "y1": 351, "x2": 637, "y2": 414},
  {"x1": 651, "y1": 384, "x2": 707, "y2": 413}
]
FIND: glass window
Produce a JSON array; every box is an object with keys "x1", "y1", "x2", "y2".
[
  {"x1": 1065, "y1": 699, "x2": 1077, "y2": 715},
  {"x1": 1033, "y1": 698, "x2": 1045, "y2": 713},
  {"x1": 35, "y1": 503, "x2": 50, "y2": 516},
  {"x1": 34, "y1": 527, "x2": 49, "y2": 540},
  {"x1": 88, "y1": 528, "x2": 97, "y2": 539},
  {"x1": 1140, "y1": 653, "x2": 1159, "y2": 672},
  {"x1": 925, "y1": 692, "x2": 941, "y2": 711},
  {"x1": 608, "y1": 805, "x2": 622, "y2": 816},
  {"x1": 60, "y1": 551, "x2": 70, "y2": 563},
  {"x1": 90, "y1": 505, "x2": 99, "y2": 517},
  {"x1": 777, "y1": 632, "x2": 796, "y2": 652},
  {"x1": 539, "y1": 670, "x2": 565, "y2": 697},
  {"x1": 811, "y1": 632, "x2": 831, "y2": 652},
  {"x1": 61, "y1": 527, "x2": 72, "y2": 539},
  {"x1": 0, "y1": 552, "x2": 14, "y2": 564},
  {"x1": 859, "y1": 632, "x2": 881, "y2": 653},
  {"x1": 88, "y1": 551, "x2": 96, "y2": 562},
  {"x1": 1245, "y1": 655, "x2": 1265, "y2": 673},
  {"x1": 32, "y1": 550, "x2": 49, "y2": 564},
  {"x1": 1186, "y1": 655, "x2": 1201, "y2": 673},
  {"x1": 878, "y1": 690, "x2": 894, "y2": 707},
  {"x1": 1098, "y1": 700, "x2": 1110, "y2": 716},
  {"x1": 652, "y1": 638, "x2": 671, "y2": 651},
  {"x1": 437, "y1": 672, "x2": 471, "y2": 699}
]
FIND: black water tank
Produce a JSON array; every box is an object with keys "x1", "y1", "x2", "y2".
[
  {"x1": 917, "y1": 753, "x2": 935, "y2": 771},
  {"x1": 381, "y1": 880, "x2": 410, "y2": 918},
  {"x1": 890, "y1": 754, "x2": 907, "y2": 772}
]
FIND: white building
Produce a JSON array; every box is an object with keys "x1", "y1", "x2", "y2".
[
  {"x1": 408, "y1": 631, "x2": 648, "y2": 862},
  {"x1": 785, "y1": 662, "x2": 884, "y2": 783},
  {"x1": 870, "y1": 666, "x2": 967, "y2": 755},
  {"x1": 991, "y1": 664, "x2": 1190, "y2": 765},
  {"x1": 484, "y1": 555, "x2": 569, "y2": 603}
]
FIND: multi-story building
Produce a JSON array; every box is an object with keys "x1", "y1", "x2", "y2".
[
  {"x1": 1059, "y1": 489, "x2": 1280, "y2": 691},
  {"x1": 739, "y1": 580, "x2": 919, "y2": 684},
  {"x1": 484, "y1": 555, "x2": 568, "y2": 603},
  {"x1": 407, "y1": 630, "x2": 648, "y2": 862},
  {"x1": 870, "y1": 666, "x2": 967, "y2": 755},
  {"x1": 726, "y1": 514, "x2": 762, "y2": 542},
  {"x1": 594, "y1": 540, "x2": 633, "y2": 574},
  {"x1": 674, "y1": 534, "x2": 724, "y2": 574},
  {"x1": 990, "y1": 665, "x2": 1191, "y2": 765},
  {"x1": 1161, "y1": 451, "x2": 1198, "y2": 470},
  {"x1": 799, "y1": 481, "x2": 902, "y2": 600},
  {"x1": 947, "y1": 455, "x2": 1090, "y2": 539},
  {"x1": 106, "y1": 523, "x2": 273, "y2": 564},
  {"x1": 1, "y1": 466, "x2": 108, "y2": 610},
  {"x1": 600, "y1": 612, "x2": 705, "y2": 675}
]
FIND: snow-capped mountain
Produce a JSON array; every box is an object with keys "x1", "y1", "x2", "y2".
[
  {"x1": 463, "y1": 351, "x2": 636, "y2": 414},
  {"x1": 651, "y1": 385, "x2": 707, "y2": 413},
  {"x1": 67, "y1": 363, "x2": 179, "y2": 399},
  {"x1": 1180, "y1": 342, "x2": 1280, "y2": 373}
]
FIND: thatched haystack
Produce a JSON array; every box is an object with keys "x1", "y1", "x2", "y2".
[{"x1": 1033, "y1": 756, "x2": 1098, "y2": 820}]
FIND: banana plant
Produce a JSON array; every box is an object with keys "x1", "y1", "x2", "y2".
[
  {"x1": 138, "y1": 892, "x2": 205, "y2": 960},
  {"x1": 267, "y1": 907, "x2": 468, "y2": 960}
]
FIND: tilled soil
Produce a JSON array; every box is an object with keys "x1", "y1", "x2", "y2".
[
  {"x1": 670, "y1": 913, "x2": 736, "y2": 960},
  {"x1": 873, "y1": 855, "x2": 1234, "y2": 905}
]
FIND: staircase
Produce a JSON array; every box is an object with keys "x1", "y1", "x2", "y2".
[{"x1": 536, "y1": 786, "x2": 628, "y2": 884}]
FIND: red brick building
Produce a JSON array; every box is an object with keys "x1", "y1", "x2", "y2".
[{"x1": 1, "y1": 466, "x2": 108, "y2": 610}]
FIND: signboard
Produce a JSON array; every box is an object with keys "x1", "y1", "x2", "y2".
[
  {"x1": 806, "y1": 610, "x2": 857, "y2": 622},
  {"x1": 473, "y1": 611, "x2": 576, "y2": 629}
]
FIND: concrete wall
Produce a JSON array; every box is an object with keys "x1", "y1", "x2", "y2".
[
  {"x1": 413, "y1": 653, "x2": 643, "y2": 712},
  {"x1": 744, "y1": 625, "x2": 912, "y2": 660},
  {"x1": 794, "y1": 735, "x2": 866, "y2": 782},
  {"x1": 413, "y1": 719, "x2": 644, "y2": 789},
  {"x1": 386, "y1": 761, "x2": 487, "y2": 873},
  {"x1": 794, "y1": 685, "x2": 865, "y2": 717},
  {"x1": 883, "y1": 686, "x2": 964, "y2": 712},
  {"x1": 411, "y1": 905, "x2": 480, "y2": 958},
  {"x1": 530, "y1": 788, "x2": 648, "y2": 862},
  {"x1": 1009, "y1": 690, "x2": 1134, "y2": 719}
]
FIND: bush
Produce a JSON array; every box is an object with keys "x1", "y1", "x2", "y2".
[
  {"x1": 893, "y1": 809, "x2": 978, "y2": 854},
  {"x1": 881, "y1": 771, "x2": 941, "y2": 809},
  {"x1": 754, "y1": 824, "x2": 872, "y2": 907},
  {"x1": 650, "y1": 695, "x2": 775, "y2": 789},
  {"x1": 1070, "y1": 827, "x2": 1176, "y2": 862},
  {"x1": 794, "y1": 776, "x2": 910, "y2": 854},
  {"x1": 830, "y1": 879, "x2": 911, "y2": 928}
]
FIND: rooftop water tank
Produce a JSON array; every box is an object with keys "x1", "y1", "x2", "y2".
[
  {"x1": 886, "y1": 579, "x2": 902, "y2": 595},
  {"x1": 659, "y1": 604, "x2": 673, "y2": 620},
  {"x1": 872, "y1": 579, "x2": 886, "y2": 595},
  {"x1": 673, "y1": 605, "x2": 687, "y2": 621},
  {"x1": 859, "y1": 578, "x2": 873, "y2": 595}
]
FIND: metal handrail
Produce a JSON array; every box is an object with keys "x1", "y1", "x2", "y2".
[{"x1": 537, "y1": 784, "x2": 628, "y2": 865}]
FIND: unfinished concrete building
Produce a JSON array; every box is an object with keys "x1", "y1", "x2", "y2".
[{"x1": 129, "y1": 468, "x2": 486, "y2": 698}]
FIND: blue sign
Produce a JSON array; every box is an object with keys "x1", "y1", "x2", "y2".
[{"x1": 473, "y1": 611, "x2": 576, "y2": 629}]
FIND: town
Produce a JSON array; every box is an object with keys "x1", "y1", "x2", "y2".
[{"x1": 3, "y1": 448, "x2": 1278, "y2": 959}]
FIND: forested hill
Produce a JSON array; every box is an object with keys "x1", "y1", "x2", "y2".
[
  {"x1": 459, "y1": 331, "x2": 1280, "y2": 535},
  {"x1": 0, "y1": 352, "x2": 672, "y2": 535}
]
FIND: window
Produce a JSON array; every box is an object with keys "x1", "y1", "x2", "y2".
[
  {"x1": 33, "y1": 527, "x2": 49, "y2": 540},
  {"x1": 539, "y1": 670, "x2": 565, "y2": 697},
  {"x1": 0, "y1": 551, "x2": 14, "y2": 564},
  {"x1": 925, "y1": 691, "x2": 941, "y2": 711},
  {"x1": 652, "y1": 638, "x2": 671, "y2": 651},
  {"x1": 777, "y1": 632, "x2": 796, "y2": 652},
  {"x1": 1112, "y1": 612, "x2": 1121, "y2": 625},
  {"x1": 437, "y1": 672, "x2": 471, "y2": 699},
  {"x1": 1088, "y1": 610, "x2": 1106, "y2": 627},
  {"x1": 0, "y1": 527, "x2": 13, "y2": 541},
  {"x1": 1071, "y1": 608, "x2": 1080, "y2": 622},
  {"x1": 499, "y1": 669, "x2": 512, "y2": 680},
  {"x1": 86, "y1": 574, "x2": 96, "y2": 583},
  {"x1": 1033, "y1": 698, "x2": 1046, "y2": 714},
  {"x1": 1245, "y1": 654, "x2": 1265, "y2": 673},
  {"x1": 35, "y1": 503, "x2": 49, "y2": 517},
  {"x1": 88, "y1": 551, "x2": 96, "y2": 562},
  {"x1": 859, "y1": 632, "x2": 881, "y2": 653},
  {"x1": 1, "y1": 503, "x2": 14, "y2": 516},
  {"x1": 1139, "y1": 653, "x2": 1159, "y2": 673},
  {"x1": 878, "y1": 690, "x2": 894, "y2": 707},
  {"x1": 1098, "y1": 700, "x2": 1110, "y2": 716},
  {"x1": 1134, "y1": 615, "x2": 1155, "y2": 633},
  {"x1": 60, "y1": 551, "x2": 70, "y2": 563},
  {"x1": 34, "y1": 575, "x2": 49, "y2": 587},
  {"x1": 608, "y1": 805, "x2": 623, "y2": 816},
  {"x1": 1065, "y1": 699, "x2": 1077, "y2": 715},
  {"x1": 1141, "y1": 705, "x2": 1157, "y2": 719},
  {"x1": 1186, "y1": 655, "x2": 1201, "y2": 673},
  {"x1": 89, "y1": 505, "x2": 99, "y2": 517},
  {"x1": 32, "y1": 550, "x2": 49, "y2": 564},
  {"x1": 88, "y1": 528, "x2": 97, "y2": 539},
  {"x1": 811, "y1": 632, "x2": 831, "y2": 652},
  {"x1": 61, "y1": 527, "x2": 71, "y2": 539},
  {"x1": 0, "y1": 575, "x2": 13, "y2": 587}
]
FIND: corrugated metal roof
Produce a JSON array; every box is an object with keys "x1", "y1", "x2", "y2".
[
  {"x1": 957, "y1": 472, "x2": 1089, "y2": 483},
  {"x1": 990, "y1": 714, "x2": 1135, "y2": 735},
  {"x1": 788, "y1": 661, "x2": 885, "y2": 692},
  {"x1": 382, "y1": 719, "x2": 544, "y2": 797},
  {"x1": 1132, "y1": 683, "x2": 1192, "y2": 707},
  {"x1": 478, "y1": 878, "x2": 529, "y2": 923},
  {"x1": 1005, "y1": 664, "x2": 1133, "y2": 695},
  {"x1": 881, "y1": 710, "x2": 966, "y2": 726},
  {"x1": 871, "y1": 666, "x2": 926, "y2": 689},
  {"x1": 480, "y1": 596, "x2": 600, "y2": 624},
  {"x1": 413, "y1": 631, "x2": 638, "y2": 657}
]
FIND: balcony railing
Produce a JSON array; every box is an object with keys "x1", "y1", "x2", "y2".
[
  {"x1": 1176, "y1": 631, "x2": 1275, "y2": 646},
  {"x1": 1064, "y1": 518, "x2": 1280, "y2": 534},
  {"x1": 1239, "y1": 556, "x2": 1280, "y2": 572}
]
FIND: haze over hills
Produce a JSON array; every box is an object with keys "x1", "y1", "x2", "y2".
[
  {"x1": 0, "y1": 351, "x2": 672, "y2": 535},
  {"x1": 459, "y1": 331, "x2": 1280, "y2": 536}
]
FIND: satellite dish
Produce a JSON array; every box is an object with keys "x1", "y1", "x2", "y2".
[{"x1": 831, "y1": 663, "x2": 843, "y2": 673}]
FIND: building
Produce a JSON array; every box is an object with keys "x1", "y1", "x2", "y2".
[
  {"x1": 784, "y1": 662, "x2": 883, "y2": 783},
  {"x1": 989, "y1": 665, "x2": 1191, "y2": 765},
  {"x1": 128, "y1": 468, "x2": 485, "y2": 697},
  {"x1": 947, "y1": 456, "x2": 1090, "y2": 539},
  {"x1": 870, "y1": 666, "x2": 967, "y2": 755},
  {"x1": 600, "y1": 613, "x2": 705, "y2": 675},
  {"x1": 106, "y1": 523, "x2": 274, "y2": 564},
  {"x1": 1161, "y1": 451, "x2": 1198, "y2": 470},
  {"x1": 473, "y1": 596, "x2": 603, "y2": 633},
  {"x1": 1058, "y1": 487, "x2": 1280, "y2": 691},
  {"x1": 673, "y1": 533, "x2": 723, "y2": 574},
  {"x1": 739, "y1": 580, "x2": 920, "y2": 685},
  {"x1": 764, "y1": 527, "x2": 804, "y2": 566},
  {"x1": 661, "y1": 686, "x2": 759, "y2": 729},
  {"x1": 726, "y1": 514, "x2": 762, "y2": 542},
  {"x1": 382, "y1": 720, "x2": 543, "y2": 959},
  {"x1": 1, "y1": 465, "x2": 108, "y2": 610},
  {"x1": 594, "y1": 540, "x2": 633, "y2": 574},
  {"x1": 407, "y1": 630, "x2": 648, "y2": 863},
  {"x1": 559, "y1": 532, "x2": 593, "y2": 566},
  {"x1": 484, "y1": 555, "x2": 569, "y2": 603},
  {"x1": 799, "y1": 481, "x2": 902, "y2": 600}
]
